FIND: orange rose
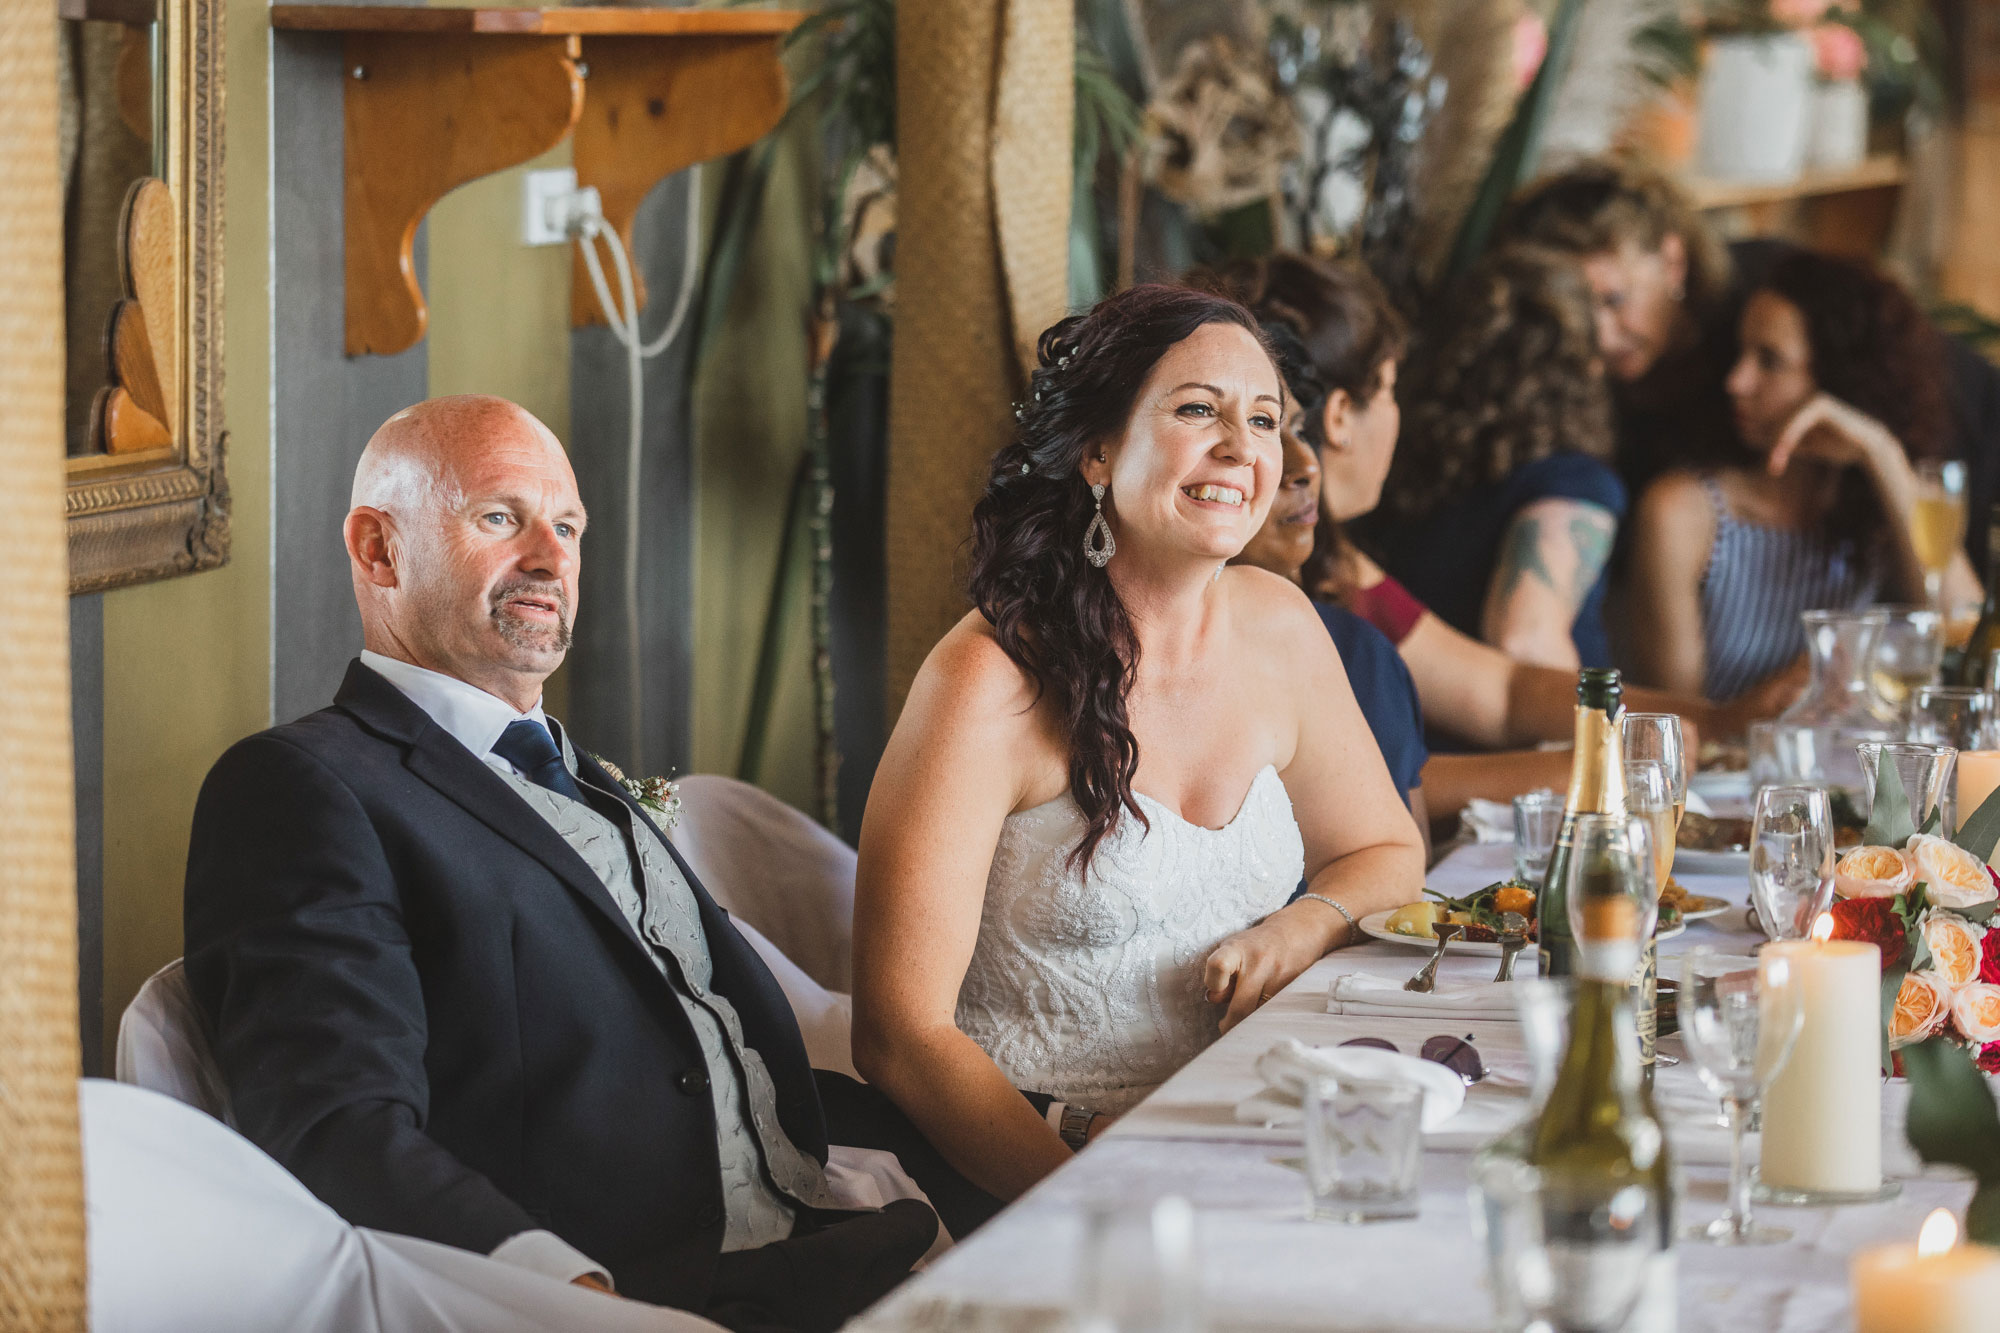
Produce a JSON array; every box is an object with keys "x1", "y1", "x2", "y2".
[
  {"x1": 1921, "y1": 911, "x2": 1988, "y2": 989},
  {"x1": 1889, "y1": 970, "x2": 1953, "y2": 1049},
  {"x1": 1907, "y1": 836, "x2": 2000, "y2": 911},
  {"x1": 1835, "y1": 845, "x2": 1914, "y2": 899},
  {"x1": 1954, "y1": 983, "x2": 2000, "y2": 1043}
]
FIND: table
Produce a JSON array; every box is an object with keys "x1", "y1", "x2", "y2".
[{"x1": 853, "y1": 843, "x2": 1977, "y2": 1332}]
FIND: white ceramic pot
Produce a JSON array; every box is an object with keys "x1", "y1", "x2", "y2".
[
  {"x1": 1696, "y1": 33, "x2": 1815, "y2": 182},
  {"x1": 1807, "y1": 78, "x2": 1869, "y2": 171}
]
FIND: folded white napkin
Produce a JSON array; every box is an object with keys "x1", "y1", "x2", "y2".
[
  {"x1": 1327, "y1": 973, "x2": 1515, "y2": 1022},
  {"x1": 1233, "y1": 1039, "x2": 1466, "y2": 1133},
  {"x1": 1461, "y1": 798, "x2": 1515, "y2": 845}
]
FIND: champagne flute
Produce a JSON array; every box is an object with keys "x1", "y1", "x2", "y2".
[
  {"x1": 1748, "y1": 786, "x2": 1835, "y2": 941},
  {"x1": 1622, "y1": 714, "x2": 1687, "y2": 874},
  {"x1": 1623, "y1": 762, "x2": 1675, "y2": 905},
  {"x1": 1679, "y1": 948, "x2": 1806, "y2": 1245},
  {"x1": 1912, "y1": 460, "x2": 1968, "y2": 610}
]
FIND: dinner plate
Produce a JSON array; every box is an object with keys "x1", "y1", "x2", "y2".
[
  {"x1": 1359, "y1": 910, "x2": 1686, "y2": 956},
  {"x1": 1689, "y1": 770, "x2": 1752, "y2": 815},
  {"x1": 1675, "y1": 896, "x2": 1734, "y2": 923}
]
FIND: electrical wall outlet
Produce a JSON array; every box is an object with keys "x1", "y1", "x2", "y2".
[{"x1": 521, "y1": 167, "x2": 580, "y2": 246}]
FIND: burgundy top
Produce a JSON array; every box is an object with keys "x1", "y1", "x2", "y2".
[{"x1": 1347, "y1": 573, "x2": 1427, "y2": 646}]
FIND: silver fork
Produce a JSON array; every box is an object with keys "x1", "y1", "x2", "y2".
[
  {"x1": 1493, "y1": 913, "x2": 1530, "y2": 982},
  {"x1": 1406, "y1": 922, "x2": 1464, "y2": 993}
]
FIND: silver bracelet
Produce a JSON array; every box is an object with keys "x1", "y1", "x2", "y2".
[{"x1": 1298, "y1": 892, "x2": 1358, "y2": 939}]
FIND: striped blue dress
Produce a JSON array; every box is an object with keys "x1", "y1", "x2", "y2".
[{"x1": 1698, "y1": 476, "x2": 1878, "y2": 701}]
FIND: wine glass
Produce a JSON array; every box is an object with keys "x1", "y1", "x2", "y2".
[
  {"x1": 1911, "y1": 460, "x2": 1968, "y2": 609},
  {"x1": 1910, "y1": 685, "x2": 1994, "y2": 752},
  {"x1": 1564, "y1": 812, "x2": 1658, "y2": 964},
  {"x1": 1679, "y1": 948, "x2": 1806, "y2": 1245},
  {"x1": 1871, "y1": 606, "x2": 1944, "y2": 722},
  {"x1": 1748, "y1": 786, "x2": 1835, "y2": 941}
]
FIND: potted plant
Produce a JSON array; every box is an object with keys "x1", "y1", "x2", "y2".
[{"x1": 1692, "y1": 0, "x2": 1832, "y2": 183}]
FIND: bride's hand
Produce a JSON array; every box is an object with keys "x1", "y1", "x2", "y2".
[{"x1": 1204, "y1": 915, "x2": 1325, "y2": 1034}]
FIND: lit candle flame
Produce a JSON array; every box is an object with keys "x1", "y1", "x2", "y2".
[
  {"x1": 1812, "y1": 912, "x2": 1835, "y2": 943},
  {"x1": 1919, "y1": 1208, "x2": 1958, "y2": 1258}
]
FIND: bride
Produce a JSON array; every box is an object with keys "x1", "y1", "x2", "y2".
[{"x1": 851, "y1": 283, "x2": 1424, "y2": 1207}]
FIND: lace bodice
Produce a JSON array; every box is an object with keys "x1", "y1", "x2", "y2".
[{"x1": 955, "y1": 765, "x2": 1305, "y2": 1115}]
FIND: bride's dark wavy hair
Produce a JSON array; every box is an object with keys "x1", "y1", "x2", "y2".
[{"x1": 968, "y1": 283, "x2": 1276, "y2": 870}]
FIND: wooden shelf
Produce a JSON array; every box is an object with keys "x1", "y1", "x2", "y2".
[
  {"x1": 1685, "y1": 155, "x2": 1905, "y2": 211},
  {"x1": 267, "y1": 6, "x2": 803, "y2": 356}
]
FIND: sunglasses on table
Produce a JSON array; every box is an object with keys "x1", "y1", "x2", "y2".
[{"x1": 1339, "y1": 1035, "x2": 1486, "y2": 1086}]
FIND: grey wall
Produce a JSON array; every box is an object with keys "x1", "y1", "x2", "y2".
[
  {"x1": 70, "y1": 593, "x2": 103, "y2": 1077},
  {"x1": 564, "y1": 174, "x2": 697, "y2": 778},
  {"x1": 271, "y1": 29, "x2": 428, "y2": 723}
]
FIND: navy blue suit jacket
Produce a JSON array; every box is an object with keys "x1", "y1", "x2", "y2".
[{"x1": 183, "y1": 660, "x2": 828, "y2": 1308}]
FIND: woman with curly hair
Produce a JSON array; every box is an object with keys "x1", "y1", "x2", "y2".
[
  {"x1": 1627, "y1": 250, "x2": 1979, "y2": 698},
  {"x1": 1366, "y1": 246, "x2": 1621, "y2": 671},
  {"x1": 851, "y1": 285, "x2": 1423, "y2": 1210}
]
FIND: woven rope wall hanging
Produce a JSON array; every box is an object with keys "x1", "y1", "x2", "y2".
[
  {"x1": 0, "y1": 0, "x2": 87, "y2": 1323},
  {"x1": 885, "y1": 0, "x2": 1073, "y2": 714}
]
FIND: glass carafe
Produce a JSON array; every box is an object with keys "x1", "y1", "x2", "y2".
[{"x1": 1774, "y1": 609, "x2": 1897, "y2": 798}]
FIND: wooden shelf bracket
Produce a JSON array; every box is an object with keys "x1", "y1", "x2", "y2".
[
  {"x1": 271, "y1": 8, "x2": 802, "y2": 355},
  {"x1": 341, "y1": 32, "x2": 582, "y2": 356}
]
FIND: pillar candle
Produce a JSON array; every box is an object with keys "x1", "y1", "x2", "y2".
[
  {"x1": 1956, "y1": 751, "x2": 2000, "y2": 853},
  {"x1": 1852, "y1": 1213, "x2": 2000, "y2": 1333},
  {"x1": 1758, "y1": 938, "x2": 1881, "y2": 1193}
]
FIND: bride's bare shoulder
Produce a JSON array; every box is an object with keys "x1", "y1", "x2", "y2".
[
  {"x1": 1221, "y1": 565, "x2": 1335, "y2": 655},
  {"x1": 905, "y1": 612, "x2": 1044, "y2": 724}
]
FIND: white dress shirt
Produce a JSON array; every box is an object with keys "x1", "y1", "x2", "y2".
[{"x1": 356, "y1": 650, "x2": 612, "y2": 1290}]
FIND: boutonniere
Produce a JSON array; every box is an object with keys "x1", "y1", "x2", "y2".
[{"x1": 590, "y1": 755, "x2": 682, "y2": 829}]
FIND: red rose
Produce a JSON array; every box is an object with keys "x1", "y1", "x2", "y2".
[
  {"x1": 1979, "y1": 1042, "x2": 2000, "y2": 1076},
  {"x1": 1982, "y1": 929, "x2": 2000, "y2": 986},
  {"x1": 1829, "y1": 896, "x2": 1909, "y2": 971}
]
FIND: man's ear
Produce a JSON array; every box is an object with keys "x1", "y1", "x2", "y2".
[
  {"x1": 345, "y1": 507, "x2": 400, "y2": 589},
  {"x1": 1320, "y1": 390, "x2": 1354, "y2": 450}
]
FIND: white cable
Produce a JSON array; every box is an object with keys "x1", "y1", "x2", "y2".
[{"x1": 565, "y1": 170, "x2": 705, "y2": 772}]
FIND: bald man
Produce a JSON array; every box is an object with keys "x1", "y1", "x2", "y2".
[{"x1": 183, "y1": 397, "x2": 935, "y2": 1329}]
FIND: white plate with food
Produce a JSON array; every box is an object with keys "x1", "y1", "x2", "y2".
[
  {"x1": 1674, "y1": 810, "x2": 1752, "y2": 876},
  {"x1": 1359, "y1": 909, "x2": 1684, "y2": 957}
]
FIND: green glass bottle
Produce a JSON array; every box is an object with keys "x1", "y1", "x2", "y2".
[
  {"x1": 1958, "y1": 504, "x2": 2000, "y2": 687},
  {"x1": 1538, "y1": 669, "x2": 1626, "y2": 978},
  {"x1": 1527, "y1": 830, "x2": 1678, "y2": 1332}
]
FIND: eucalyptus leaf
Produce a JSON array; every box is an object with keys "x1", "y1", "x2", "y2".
[
  {"x1": 1919, "y1": 806, "x2": 1941, "y2": 836},
  {"x1": 1952, "y1": 779, "x2": 2000, "y2": 862},
  {"x1": 1902, "y1": 1038, "x2": 2000, "y2": 1244},
  {"x1": 1881, "y1": 964, "x2": 1906, "y2": 1077},
  {"x1": 1962, "y1": 900, "x2": 2000, "y2": 926},
  {"x1": 1863, "y1": 744, "x2": 1916, "y2": 845}
]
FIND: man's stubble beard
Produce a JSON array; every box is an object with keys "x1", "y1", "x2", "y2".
[{"x1": 489, "y1": 577, "x2": 573, "y2": 658}]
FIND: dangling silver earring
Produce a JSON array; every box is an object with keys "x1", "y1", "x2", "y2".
[{"x1": 1084, "y1": 482, "x2": 1115, "y2": 568}]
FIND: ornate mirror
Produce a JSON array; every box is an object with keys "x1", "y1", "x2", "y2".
[{"x1": 59, "y1": 0, "x2": 224, "y2": 593}]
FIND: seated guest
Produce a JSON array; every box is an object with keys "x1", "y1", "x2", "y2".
[
  {"x1": 183, "y1": 396, "x2": 936, "y2": 1330},
  {"x1": 1202, "y1": 253, "x2": 1784, "y2": 784},
  {"x1": 1365, "y1": 245, "x2": 1622, "y2": 671},
  {"x1": 851, "y1": 286, "x2": 1426, "y2": 1208},
  {"x1": 1503, "y1": 157, "x2": 2000, "y2": 576},
  {"x1": 1626, "y1": 251, "x2": 1980, "y2": 698}
]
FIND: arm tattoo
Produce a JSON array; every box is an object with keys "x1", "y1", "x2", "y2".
[
  {"x1": 1495, "y1": 505, "x2": 1617, "y2": 609},
  {"x1": 1567, "y1": 511, "x2": 1615, "y2": 590},
  {"x1": 1498, "y1": 516, "x2": 1557, "y2": 597}
]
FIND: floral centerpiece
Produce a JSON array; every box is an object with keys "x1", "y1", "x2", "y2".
[{"x1": 1828, "y1": 751, "x2": 2000, "y2": 1069}]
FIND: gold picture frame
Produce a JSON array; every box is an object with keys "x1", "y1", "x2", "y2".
[{"x1": 63, "y1": 0, "x2": 226, "y2": 594}]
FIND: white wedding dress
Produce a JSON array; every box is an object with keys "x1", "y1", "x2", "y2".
[{"x1": 955, "y1": 765, "x2": 1306, "y2": 1115}]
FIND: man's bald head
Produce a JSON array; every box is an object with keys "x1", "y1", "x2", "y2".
[{"x1": 343, "y1": 395, "x2": 587, "y2": 712}]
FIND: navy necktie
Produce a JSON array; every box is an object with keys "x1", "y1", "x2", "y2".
[{"x1": 492, "y1": 719, "x2": 585, "y2": 803}]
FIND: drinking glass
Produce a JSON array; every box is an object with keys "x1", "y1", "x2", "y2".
[
  {"x1": 1679, "y1": 948, "x2": 1806, "y2": 1245},
  {"x1": 1563, "y1": 812, "x2": 1658, "y2": 953},
  {"x1": 1623, "y1": 713, "x2": 1687, "y2": 869},
  {"x1": 1871, "y1": 605, "x2": 1944, "y2": 719},
  {"x1": 1748, "y1": 786, "x2": 1835, "y2": 941},
  {"x1": 1302, "y1": 1076, "x2": 1422, "y2": 1223},
  {"x1": 1076, "y1": 1194, "x2": 1201, "y2": 1333},
  {"x1": 1910, "y1": 685, "x2": 1994, "y2": 752},
  {"x1": 1912, "y1": 459, "x2": 1968, "y2": 609},
  {"x1": 1856, "y1": 740, "x2": 1958, "y2": 837},
  {"x1": 1513, "y1": 790, "x2": 1564, "y2": 884},
  {"x1": 1624, "y1": 761, "x2": 1675, "y2": 898}
]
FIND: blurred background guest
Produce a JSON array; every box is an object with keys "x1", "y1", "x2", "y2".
[
  {"x1": 1366, "y1": 245, "x2": 1621, "y2": 671},
  {"x1": 1624, "y1": 251, "x2": 1978, "y2": 699},
  {"x1": 1505, "y1": 158, "x2": 2000, "y2": 577}
]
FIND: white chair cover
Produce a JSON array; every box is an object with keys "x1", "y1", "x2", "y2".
[
  {"x1": 115, "y1": 958, "x2": 231, "y2": 1122},
  {"x1": 667, "y1": 774, "x2": 855, "y2": 992},
  {"x1": 83, "y1": 1078, "x2": 729, "y2": 1333}
]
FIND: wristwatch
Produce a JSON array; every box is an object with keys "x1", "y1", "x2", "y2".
[{"x1": 1058, "y1": 1103, "x2": 1099, "y2": 1150}]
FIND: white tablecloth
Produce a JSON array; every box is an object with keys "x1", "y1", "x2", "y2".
[{"x1": 853, "y1": 843, "x2": 1977, "y2": 1332}]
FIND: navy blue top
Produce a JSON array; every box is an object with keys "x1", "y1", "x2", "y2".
[
  {"x1": 1314, "y1": 600, "x2": 1427, "y2": 800},
  {"x1": 1371, "y1": 452, "x2": 1628, "y2": 669}
]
